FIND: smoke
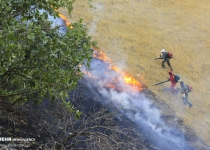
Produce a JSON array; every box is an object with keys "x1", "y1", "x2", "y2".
[
  {"x1": 15, "y1": 8, "x2": 67, "y2": 34},
  {"x1": 39, "y1": 9, "x2": 67, "y2": 34},
  {"x1": 81, "y1": 56, "x2": 195, "y2": 150},
  {"x1": 48, "y1": 15, "x2": 66, "y2": 34},
  {"x1": 46, "y1": 13, "x2": 197, "y2": 149}
]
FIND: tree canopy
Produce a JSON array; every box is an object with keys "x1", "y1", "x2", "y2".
[{"x1": 0, "y1": 0, "x2": 97, "y2": 110}]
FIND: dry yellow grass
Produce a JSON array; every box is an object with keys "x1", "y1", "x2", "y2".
[{"x1": 59, "y1": 0, "x2": 210, "y2": 145}]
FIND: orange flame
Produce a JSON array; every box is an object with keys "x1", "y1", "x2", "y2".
[
  {"x1": 93, "y1": 50, "x2": 144, "y2": 92},
  {"x1": 57, "y1": 14, "x2": 145, "y2": 92},
  {"x1": 58, "y1": 13, "x2": 73, "y2": 28},
  {"x1": 93, "y1": 50, "x2": 112, "y2": 63},
  {"x1": 124, "y1": 75, "x2": 143, "y2": 91},
  {"x1": 124, "y1": 76, "x2": 140, "y2": 86}
]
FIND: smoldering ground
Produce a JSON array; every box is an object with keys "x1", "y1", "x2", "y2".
[
  {"x1": 64, "y1": 0, "x2": 210, "y2": 144},
  {"x1": 80, "y1": 54, "x2": 209, "y2": 150},
  {"x1": 39, "y1": 12, "x2": 208, "y2": 149}
]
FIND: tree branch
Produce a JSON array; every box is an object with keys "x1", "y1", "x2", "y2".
[
  {"x1": 0, "y1": 88, "x2": 42, "y2": 98},
  {"x1": 1, "y1": 66, "x2": 37, "y2": 77}
]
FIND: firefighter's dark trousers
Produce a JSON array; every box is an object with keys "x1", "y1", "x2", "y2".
[
  {"x1": 162, "y1": 59, "x2": 173, "y2": 70},
  {"x1": 182, "y1": 97, "x2": 193, "y2": 108}
]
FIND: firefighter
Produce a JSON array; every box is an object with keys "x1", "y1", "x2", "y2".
[
  {"x1": 160, "y1": 49, "x2": 173, "y2": 71},
  {"x1": 168, "y1": 70, "x2": 180, "y2": 94},
  {"x1": 179, "y1": 81, "x2": 193, "y2": 108}
]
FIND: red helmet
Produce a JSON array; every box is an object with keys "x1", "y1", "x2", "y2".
[{"x1": 168, "y1": 70, "x2": 173, "y2": 75}]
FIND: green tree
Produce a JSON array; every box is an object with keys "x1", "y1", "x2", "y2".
[{"x1": 0, "y1": 0, "x2": 97, "y2": 111}]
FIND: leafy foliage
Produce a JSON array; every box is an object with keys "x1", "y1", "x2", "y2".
[{"x1": 0, "y1": 0, "x2": 97, "y2": 111}]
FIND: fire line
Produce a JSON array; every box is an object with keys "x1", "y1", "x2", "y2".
[
  {"x1": 59, "y1": 13, "x2": 145, "y2": 92},
  {"x1": 92, "y1": 50, "x2": 144, "y2": 92}
]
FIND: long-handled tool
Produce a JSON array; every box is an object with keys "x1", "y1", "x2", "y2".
[
  {"x1": 155, "y1": 80, "x2": 169, "y2": 86},
  {"x1": 154, "y1": 57, "x2": 163, "y2": 60},
  {"x1": 154, "y1": 57, "x2": 174, "y2": 60}
]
